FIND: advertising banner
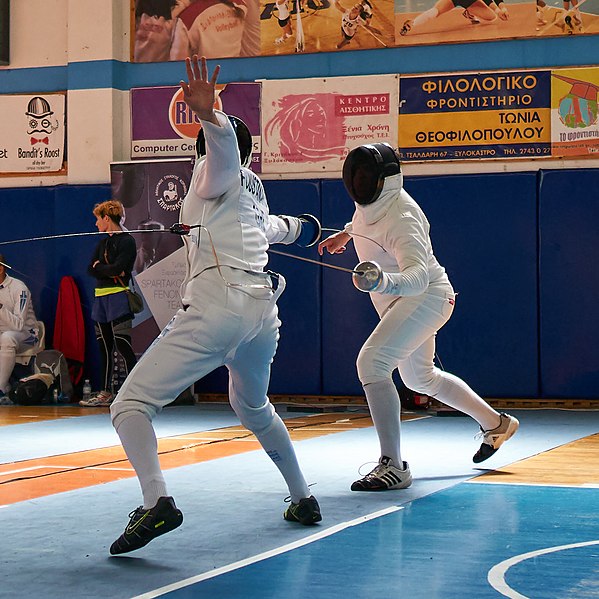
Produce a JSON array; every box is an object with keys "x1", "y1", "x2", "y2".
[
  {"x1": 550, "y1": 66, "x2": 599, "y2": 158},
  {"x1": 110, "y1": 159, "x2": 192, "y2": 348},
  {"x1": 0, "y1": 93, "x2": 66, "y2": 174},
  {"x1": 261, "y1": 74, "x2": 398, "y2": 173},
  {"x1": 130, "y1": 82, "x2": 262, "y2": 170},
  {"x1": 398, "y1": 70, "x2": 552, "y2": 162}
]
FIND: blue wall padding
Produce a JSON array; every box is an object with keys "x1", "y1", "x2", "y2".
[
  {"x1": 404, "y1": 172, "x2": 539, "y2": 398},
  {"x1": 321, "y1": 180, "x2": 379, "y2": 395},
  {"x1": 0, "y1": 184, "x2": 110, "y2": 388},
  {"x1": 2, "y1": 168, "x2": 599, "y2": 399},
  {"x1": 538, "y1": 169, "x2": 599, "y2": 398},
  {"x1": 321, "y1": 174, "x2": 539, "y2": 398}
]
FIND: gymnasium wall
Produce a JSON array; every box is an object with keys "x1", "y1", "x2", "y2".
[
  {"x1": 1, "y1": 1, "x2": 598, "y2": 399},
  {"x1": 1, "y1": 167, "x2": 598, "y2": 399}
]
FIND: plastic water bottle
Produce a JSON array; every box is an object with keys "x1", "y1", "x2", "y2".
[
  {"x1": 52, "y1": 388, "x2": 59, "y2": 404},
  {"x1": 82, "y1": 379, "x2": 91, "y2": 402}
]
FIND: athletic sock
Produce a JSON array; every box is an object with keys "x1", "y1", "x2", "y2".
[
  {"x1": 114, "y1": 411, "x2": 168, "y2": 509},
  {"x1": 413, "y1": 7, "x2": 439, "y2": 28},
  {"x1": 434, "y1": 371, "x2": 500, "y2": 431},
  {"x1": 255, "y1": 414, "x2": 310, "y2": 504},
  {"x1": 363, "y1": 379, "x2": 402, "y2": 466}
]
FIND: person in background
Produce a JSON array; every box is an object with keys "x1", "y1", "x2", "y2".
[
  {"x1": 274, "y1": 0, "x2": 293, "y2": 45},
  {"x1": 400, "y1": 0, "x2": 508, "y2": 36},
  {"x1": 318, "y1": 142, "x2": 519, "y2": 491},
  {"x1": 169, "y1": 0, "x2": 255, "y2": 60},
  {"x1": 335, "y1": 0, "x2": 382, "y2": 49},
  {"x1": 108, "y1": 55, "x2": 322, "y2": 556},
  {"x1": 0, "y1": 255, "x2": 40, "y2": 406},
  {"x1": 81, "y1": 200, "x2": 138, "y2": 407}
]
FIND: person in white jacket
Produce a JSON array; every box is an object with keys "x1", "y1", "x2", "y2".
[
  {"x1": 318, "y1": 143, "x2": 519, "y2": 491},
  {"x1": 0, "y1": 256, "x2": 40, "y2": 404},
  {"x1": 109, "y1": 55, "x2": 322, "y2": 555}
]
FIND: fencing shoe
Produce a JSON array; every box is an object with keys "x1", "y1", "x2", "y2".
[
  {"x1": 284, "y1": 495, "x2": 322, "y2": 525},
  {"x1": 110, "y1": 496, "x2": 183, "y2": 555},
  {"x1": 473, "y1": 413, "x2": 519, "y2": 463}
]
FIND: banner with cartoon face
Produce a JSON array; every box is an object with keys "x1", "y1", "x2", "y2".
[{"x1": 0, "y1": 93, "x2": 66, "y2": 174}]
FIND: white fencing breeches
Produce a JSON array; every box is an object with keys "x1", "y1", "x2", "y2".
[
  {"x1": 0, "y1": 330, "x2": 32, "y2": 393},
  {"x1": 356, "y1": 290, "x2": 499, "y2": 431}
]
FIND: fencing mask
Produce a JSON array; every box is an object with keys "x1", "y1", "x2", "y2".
[
  {"x1": 196, "y1": 115, "x2": 253, "y2": 168},
  {"x1": 342, "y1": 143, "x2": 401, "y2": 205}
]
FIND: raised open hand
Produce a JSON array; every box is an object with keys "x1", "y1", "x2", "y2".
[{"x1": 179, "y1": 55, "x2": 221, "y2": 123}]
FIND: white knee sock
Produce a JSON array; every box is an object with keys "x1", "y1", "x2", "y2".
[
  {"x1": 255, "y1": 414, "x2": 310, "y2": 504},
  {"x1": 114, "y1": 411, "x2": 168, "y2": 509},
  {"x1": 363, "y1": 379, "x2": 402, "y2": 466},
  {"x1": 413, "y1": 7, "x2": 439, "y2": 28},
  {"x1": 435, "y1": 371, "x2": 500, "y2": 431}
]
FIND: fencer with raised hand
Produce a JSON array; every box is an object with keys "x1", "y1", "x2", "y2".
[
  {"x1": 318, "y1": 142, "x2": 519, "y2": 492},
  {"x1": 109, "y1": 55, "x2": 322, "y2": 556}
]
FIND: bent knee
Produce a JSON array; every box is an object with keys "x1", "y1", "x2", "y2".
[
  {"x1": 232, "y1": 400, "x2": 276, "y2": 436},
  {"x1": 0, "y1": 332, "x2": 19, "y2": 351},
  {"x1": 357, "y1": 347, "x2": 402, "y2": 385},
  {"x1": 110, "y1": 397, "x2": 157, "y2": 428},
  {"x1": 401, "y1": 370, "x2": 442, "y2": 397}
]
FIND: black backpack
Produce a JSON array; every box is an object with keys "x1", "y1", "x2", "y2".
[{"x1": 10, "y1": 350, "x2": 73, "y2": 405}]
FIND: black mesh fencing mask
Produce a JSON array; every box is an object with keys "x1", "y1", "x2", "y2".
[
  {"x1": 196, "y1": 115, "x2": 253, "y2": 167},
  {"x1": 342, "y1": 143, "x2": 401, "y2": 205}
]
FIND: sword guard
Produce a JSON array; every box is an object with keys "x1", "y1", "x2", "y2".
[{"x1": 170, "y1": 223, "x2": 191, "y2": 236}]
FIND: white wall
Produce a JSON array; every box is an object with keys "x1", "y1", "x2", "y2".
[{"x1": 0, "y1": 0, "x2": 131, "y2": 187}]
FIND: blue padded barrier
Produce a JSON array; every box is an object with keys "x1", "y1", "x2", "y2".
[
  {"x1": 538, "y1": 168, "x2": 599, "y2": 399},
  {"x1": 321, "y1": 173, "x2": 539, "y2": 398},
  {"x1": 406, "y1": 173, "x2": 539, "y2": 398},
  {"x1": 321, "y1": 180, "x2": 379, "y2": 396},
  {"x1": 0, "y1": 184, "x2": 110, "y2": 390}
]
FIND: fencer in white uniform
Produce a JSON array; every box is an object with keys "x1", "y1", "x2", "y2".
[
  {"x1": 0, "y1": 257, "x2": 39, "y2": 401},
  {"x1": 319, "y1": 143, "x2": 519, "y2": 491},
  {"x1": 109, "y1": 56, "x2": 322, "y2": 555}
]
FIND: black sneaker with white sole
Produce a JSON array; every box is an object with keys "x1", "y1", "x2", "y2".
[{"x1": 110, "y1": 496, "x2": 183, "y2": 555}]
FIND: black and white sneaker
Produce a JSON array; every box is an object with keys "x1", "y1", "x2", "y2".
[
  {"x1": 473, "y1": 413, "x2": 519, "y2": 463},
  {"x1": 351, "y1": 456, "x2": 412, "y2": 491},
  {"x1": 110, "y1": 496, "x2": 183, "y2": 555}
]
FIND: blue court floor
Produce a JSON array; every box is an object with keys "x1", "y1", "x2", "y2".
[{"x1": 1, "y1": 406, "x2": 598, "y2": 599}]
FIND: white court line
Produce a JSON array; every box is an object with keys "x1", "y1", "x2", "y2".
[
  {"x1": 131, "y1": 505, "x2": 403, "y2": 599},
  {"x1": 0, "y1": 465, "x2": 78, "y2": 476},
  {"x1": 488, "y1": 539, "x2": 599, "y2": 599}
]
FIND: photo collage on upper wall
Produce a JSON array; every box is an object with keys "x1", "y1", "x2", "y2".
[{"x1": 132, "y1": 0, "x2": 599, "y2": 61}]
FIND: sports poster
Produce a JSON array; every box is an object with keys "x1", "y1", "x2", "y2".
[
  {"x1": 0, "y1": 93, "x2": 66, "y2": 175},
  {"x1": 132, "y1": 0, "x2": 260, "y2": 62},
  {"x1": 131, "y1": 0, "x2": 599, "y2": 58},
  {"x1": 110, "y1": 159, "x2": 191, "y2": 349},
  {"x1": 398, "y1": 70, "x2": 552, "y2": 161},
  {"x1": 550, "y1": 67, "x2": 599, "y2": 158},
  {"x1": 261, "y1": 0, "x2": 395, "y2": 54},
  {"x1": 131, "y1": 82, "x2": 262, "y2": 170},
  {"x1": 261, "y1": 74, "x2": 398, "y2": 173}
]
